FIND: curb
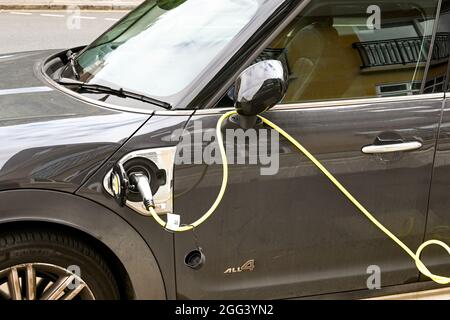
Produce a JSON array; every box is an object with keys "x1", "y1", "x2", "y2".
[{"x1": 0, "y1": 4, "x2": 138, "y2": 10}]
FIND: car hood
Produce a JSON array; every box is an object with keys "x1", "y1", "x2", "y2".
[{"x1": 0, "y1": 50, "x2": 150, "y2": 192}]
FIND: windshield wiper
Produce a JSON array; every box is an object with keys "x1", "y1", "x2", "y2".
[{"x1": 57, "y1": 78, "x2": 172, "y2": 110}]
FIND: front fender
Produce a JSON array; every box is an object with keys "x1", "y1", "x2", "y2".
[{"x1": 0, "y1": 189, "x2": 166, "y2": 300}]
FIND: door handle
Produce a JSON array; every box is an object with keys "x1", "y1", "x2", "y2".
[{"x1": 362, "y1": 141, "x2": 422, "y2": 154}]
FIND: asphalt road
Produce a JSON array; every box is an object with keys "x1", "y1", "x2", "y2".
[{"x1": 0, "y1": 10, "x2": 128, "y2": 54}]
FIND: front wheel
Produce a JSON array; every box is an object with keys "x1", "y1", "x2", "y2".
[{"x1": 0, "y1": 227, "x2": 121, "y2": 300}]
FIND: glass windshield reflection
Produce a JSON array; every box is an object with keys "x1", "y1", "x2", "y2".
[{"x1": 71, "y1": 0, "x2": 260, "y2": 102}]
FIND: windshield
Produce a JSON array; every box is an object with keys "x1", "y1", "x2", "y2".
[{"x1": 65, "y1": 0, "x2": 262, "y2": 107}]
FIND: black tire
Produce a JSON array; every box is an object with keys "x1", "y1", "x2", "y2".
[{"x1": 0, "y1": 227, "x2": 120, "y2": 300}]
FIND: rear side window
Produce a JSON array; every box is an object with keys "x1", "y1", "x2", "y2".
[
  {"x1": 424, "y1": 0, "x2": 450, "y2": 93},
  {"x1": 262, "y1": 0, "x2": 441, "y2": 103}
]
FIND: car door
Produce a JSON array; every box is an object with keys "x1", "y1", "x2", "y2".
[
  {"x1": 173, "y1": 0, "x2": 444, "y2": 299},
  {"x1": 422, "y1": 0, "x2": 450, "y2": 282}
]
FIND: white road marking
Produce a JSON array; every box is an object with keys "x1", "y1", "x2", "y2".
[
  {"x1": 5, "y1": 11, "x2": 122, "y2": 21},
  {"x1": 40, "y1": 13, "x2": 65, "y2": 18},
  {"x1": 76, "y1": 16, "x2": 97, "y2": 20},
  {"x1": 9, "y1": 12, "x2": 32, "y2": 15},
  {"x1": 0, "y1": 55, "x2": 14, "y2": 59},
  {"x1": 0, "y1": 87, "x2": 53, "y2": 96}
]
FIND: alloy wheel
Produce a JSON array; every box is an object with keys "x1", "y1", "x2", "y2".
[{"x1": 0, "y1": 263, "x2": 95, "y2": 300}]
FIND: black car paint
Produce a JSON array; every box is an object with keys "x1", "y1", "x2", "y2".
[
  {"x1": 423, "y1": 98, "x2": 450, "y2": 281},
  {"x1": 0, "y1": 190, "x2": 166, "y2": 299},
  {"x1": 77, "y1": 114, "x2": 195, "y2": 300},
  {"x1": 0, "y1": 51, "x2": 170, "y2": 298},
  {"x1": 0, "y1": 50, "x2": 150, "y2": 192},
  {"x1": 173, "y1": 96, "x2": 444, "y2": 299},
  {"x1": 0, "y1": 0, "x2": 449, "y2": 300}
]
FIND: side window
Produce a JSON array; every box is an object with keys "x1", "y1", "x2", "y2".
[
  {"x1": 424, "y1": 0, "x2": 450, "y2": 93},
  {"x1": 264, "y1": 0, "x2": 440, "y2": 104}
]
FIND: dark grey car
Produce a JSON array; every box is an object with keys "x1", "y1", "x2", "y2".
[{"x1": 0, "y1": 0, "x2": 449, "y2": 300}]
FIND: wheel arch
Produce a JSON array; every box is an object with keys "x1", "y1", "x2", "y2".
[{"x1": 0, "y1": 189, "x2": 166, "y2": 300}]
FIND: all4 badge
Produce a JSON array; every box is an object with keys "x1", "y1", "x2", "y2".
[{"x1": 224, "y1": 259, "x2": 255, "y2": 274}]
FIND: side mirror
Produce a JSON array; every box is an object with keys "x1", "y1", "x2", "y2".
[{"x1": 234, "y1": 60, "x2": 288, "y2": 128}]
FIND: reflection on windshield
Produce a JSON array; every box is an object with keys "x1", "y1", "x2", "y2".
[{"x1": 74, "y1": 0, "x2": 259, "y2": 101}]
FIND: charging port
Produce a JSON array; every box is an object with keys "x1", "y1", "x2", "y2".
[{"x1": 123, "y1": 157, "x2": 167, "y2": 203}]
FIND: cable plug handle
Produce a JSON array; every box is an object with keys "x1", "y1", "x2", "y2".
[{"x1": 129, "y1": 173, "x2": 155, "y2": 210}]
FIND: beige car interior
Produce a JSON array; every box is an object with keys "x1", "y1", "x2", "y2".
[{"x1": 269, "y1": 5, "x2": 442, "y2": 104}]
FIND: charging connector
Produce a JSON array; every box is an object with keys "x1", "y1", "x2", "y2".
[{"x1": 129, "y1": 173, "x2": 155, "y2": 210}]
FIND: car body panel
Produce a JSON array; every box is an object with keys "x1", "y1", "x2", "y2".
[
  {"x1": 0, "y1": 189, "x2": 166, "y2": 299},
  {"x1": 76, "y1": 113, "x2": 194, "y2": 300},
  {"x1": 0, "y1": 50, "x2": 150, "y2": 193},
  {"x1": 420, "y1": 0, "x2": 450, "y2": 282},
  {"x1": 423, "y1": 99, "x2": 450, "y2": 280},
  {"x1": 0, "y1": 0, "x2": 449, "y2": 300},
  {"x1": 174, "y1": 94, "x2": 443, "y2": 299}
]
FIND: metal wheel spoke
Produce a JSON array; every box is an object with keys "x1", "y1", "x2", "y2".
[
  {"x1": 36, "y1": 278, "x2": 51, "y2": 298},
  {"x1": 7, "y1": 267, "x2": 22, "y2": 300},
  {"x1": 61, "y1": 283, "x2": 85, "y2": 300},
  {"x1": 40, "y1": 275, "x2": 75, "y2": 300},
  {"x1": 24, "y1": 264, "x2": 36, "y2": 300}
]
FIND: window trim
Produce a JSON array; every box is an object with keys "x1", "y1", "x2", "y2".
[
  {"x1": 420, "y1": 0, "x2": 443, "y2": 92},
  {"x1": 187, "y1": 92, "x2": 444, "y2": 116}
]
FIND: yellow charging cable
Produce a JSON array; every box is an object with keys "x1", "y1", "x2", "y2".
[
  {"x1": 146, "y1": 110, "x2": 235, "y2": 232},
  {"x1": 258, "y1": 114, "x2": 450, "y2": 285},
  {"x1": 148, "y1": 110, "x2": 450, "y2": 285}
]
